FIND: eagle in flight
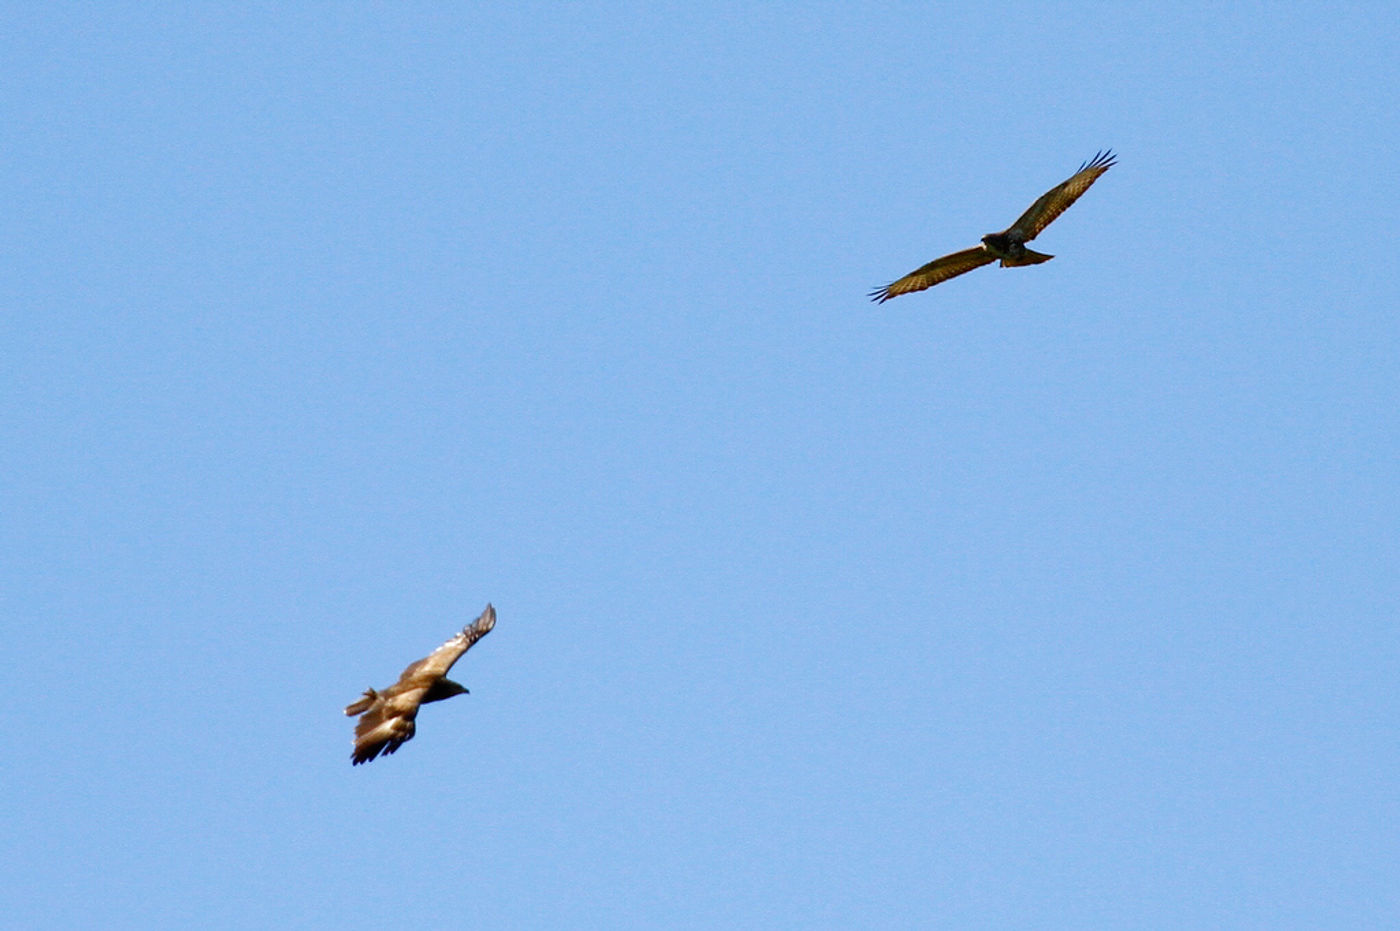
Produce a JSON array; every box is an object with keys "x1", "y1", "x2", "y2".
[
  {"x1": 870, "y1": 150, "x2": 1116, "y2": 302},
  {"x1": 345, "y1": 604, "x2": 496, "y2": 765}
]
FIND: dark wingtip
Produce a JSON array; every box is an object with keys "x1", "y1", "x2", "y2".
[
  {"x1": 472, "y1": 603, "x2": 497, "y2": 635},
  {"x1": 1076, "y1": 149, "x2": 1117, "y2": 173},
  {"x1": 868, "y1": 286, "x2": 892, "y2": 304}
]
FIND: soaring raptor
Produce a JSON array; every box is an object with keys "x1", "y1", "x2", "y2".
[
  {"x1": 345, "y1": 604, "x2": 496, "y2": 765},
  {"x1": 870, "y1": 150, "x2": 1116, "y2": 302}
]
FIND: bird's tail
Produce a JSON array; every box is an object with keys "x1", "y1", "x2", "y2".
[
  {"x1": 1000, "y1": 249, "x2": 1054, "y2": 267},
  {"x1": 344, "y1": 688, "x2": 378, "y2": 716}
]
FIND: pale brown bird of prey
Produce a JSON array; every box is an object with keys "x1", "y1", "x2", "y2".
[
  {"x1": 345, "y1": 604, "x2": 496, "y2": 765},
  {"x1": 870, "y1": 150, "x2": 1116, "y2": 302}
]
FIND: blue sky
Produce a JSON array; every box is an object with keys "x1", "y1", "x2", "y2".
[{"x1": 4, "y1": 3, "x2": 1398, "y2": 928}]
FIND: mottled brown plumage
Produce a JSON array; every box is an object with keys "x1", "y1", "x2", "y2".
[
  {"x1": 871, "y1": 150, "x2": 1116, "y2": 302},
  {"x1": 345, "y1": 604, "x2": 496, "y2": 765}
]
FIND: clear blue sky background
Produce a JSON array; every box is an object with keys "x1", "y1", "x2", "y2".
[{"x1": 4, "y1": 4, "x2": 1397, "y2": 928}]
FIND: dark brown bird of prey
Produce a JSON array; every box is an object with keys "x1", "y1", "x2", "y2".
[
  {"x1": 345, "y1": 604, "x2": 496, "y2": 765},
  {"x1": 870, "y1": 150, "x2": 1116, "y2": 302}
]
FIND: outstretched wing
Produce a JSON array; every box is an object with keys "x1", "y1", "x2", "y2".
[
  {"x1": 869, "y1": 246, "x2": 996, "y2": 303},
  {"x1": 394, "y1": 603, "x2": 497, "y2": 683},
  {"x1": 1006, "y1": 150, "x2": 1116, "y2": 242}
]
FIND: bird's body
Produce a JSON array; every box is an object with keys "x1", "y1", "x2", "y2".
[
  {"x1": 871, "y1": 150, "x2": 1115, "y2": 302},
  {"x1": 979, "y1": 232, "x2": 1054, "y2": 267},
  {"x1": 345, "y1": 604, "x2": 496, "y2": 765}
]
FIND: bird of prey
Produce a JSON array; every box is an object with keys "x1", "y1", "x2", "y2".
[
  {"x1": 345, "y1": 604, "x2": 497, "y2": 765},
  {"x1": 870, "y1": 150, "x2": 1116, "y2": 302}
]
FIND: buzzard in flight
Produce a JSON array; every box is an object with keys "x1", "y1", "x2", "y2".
[
  {"x1": 345, "y1": 604, "x2": 497, "y2": 765},
  {"x1": 870, "y1": 150, "x2": 1116, "y2": 302}
]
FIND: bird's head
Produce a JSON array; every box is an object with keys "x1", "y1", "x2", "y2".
[{"x1": 423, "y1": 678, "x2": 471, "y2": 704}]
